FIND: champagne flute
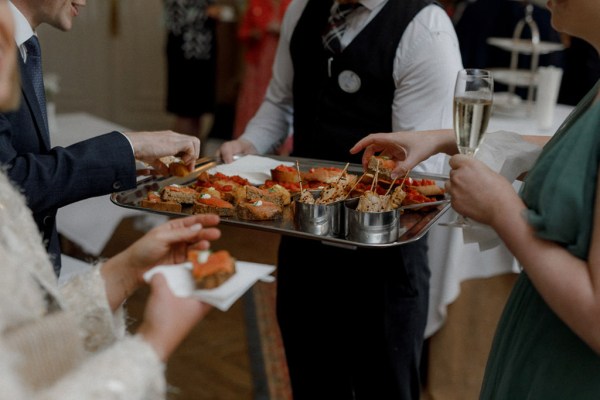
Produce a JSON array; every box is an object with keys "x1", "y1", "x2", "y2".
[{"x1": 441, "y1": 68, "x2": 494, "y2": 228}]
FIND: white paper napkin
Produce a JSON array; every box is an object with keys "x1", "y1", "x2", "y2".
[
  {"x1": 208, "y1": 154, "x2": 294, "y2": 185},
  {"x1": 462, "y1": 131, "x2": 543, "y2": 250},
  {"x1": 143, "y1": 260, "x2": 276, "y2": 311}
]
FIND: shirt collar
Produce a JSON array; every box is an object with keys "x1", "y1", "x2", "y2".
[
  {"x1": 358, "y1": 0, "x2": 386, "y2": 11},
  {"x1": 9, "y1": 1, "x2": 35, "y2": 54}
]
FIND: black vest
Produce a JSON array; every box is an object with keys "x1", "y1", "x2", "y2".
[{"x1": 290, "y1": 0, "x2": 433, "y2": 163}]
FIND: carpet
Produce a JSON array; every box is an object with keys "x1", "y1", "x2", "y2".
[{"x1": 245, "y1": 281, "x2": 292, "y2": 400}]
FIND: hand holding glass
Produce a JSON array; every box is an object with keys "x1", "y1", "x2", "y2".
[{"x1": 441, "y1": 69, "x2": 494, "y2": 228}]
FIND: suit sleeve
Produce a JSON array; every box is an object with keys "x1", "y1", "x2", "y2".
[{"x1": 0, "y1": 114, "x2": 137, "y2": 214}]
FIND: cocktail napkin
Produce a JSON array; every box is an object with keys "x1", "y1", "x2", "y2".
[
  {"x1": 143, "y1": 261, "x2": 276, "y2": 311},
  {"x1": 462, "y1": 131, "x2": 542, "y2": 250},
  {"x1": 209, "y1": 154, "x2": 294, "y2": 185}
]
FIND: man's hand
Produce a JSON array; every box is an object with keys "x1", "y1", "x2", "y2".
[
  {"x1": 125, "y1": 131, "x2": 201, "y2": 174},
  {"x1": 216, "y1": 138, "x2": 258, "y2": 163}
]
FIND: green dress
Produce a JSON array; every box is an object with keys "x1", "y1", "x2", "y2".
[{"x1": 480, "y1": 81, "x2": 600, "y2": 399}]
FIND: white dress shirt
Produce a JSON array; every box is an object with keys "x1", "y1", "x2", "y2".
[
  {"x1": 9, "y1": 1, "x2": 136, "y2": 150},
  {"x1": 240, "y1": 0, "x2": 463, "y2": 174},
  {"x1": 9, "y1": 1, "x2": 35, "y2": 60}
]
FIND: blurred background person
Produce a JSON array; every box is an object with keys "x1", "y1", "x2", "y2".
[
  {"x1": 164, "y1": 0, "x2": 220, "y2": 143},
  {"x1": 232, "y1": 0, "x2": 292, "y2": 155}
]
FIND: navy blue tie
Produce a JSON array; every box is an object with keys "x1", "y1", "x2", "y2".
[{"x1": 24, "y1": 36, "x2": 48, "y2": 132}]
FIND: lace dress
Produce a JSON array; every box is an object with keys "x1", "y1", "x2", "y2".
[
  {"x1": 0, "y1": 172, "x2": 165, "y2": 399},
  {"x1": 164, "y1": 0, "x2": 217, "y2": 117}
]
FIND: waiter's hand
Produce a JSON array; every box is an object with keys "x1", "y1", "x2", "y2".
[
  {"x1": 217, "y1": 138, "x2": 258, "y2": 163},
  {"x1": 125, "y1": 131, "x2": 200, "y2": 174}
]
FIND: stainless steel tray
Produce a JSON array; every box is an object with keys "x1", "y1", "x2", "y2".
[{"x1": 111, "y1": 155, "x2": 450, "y2": 249}]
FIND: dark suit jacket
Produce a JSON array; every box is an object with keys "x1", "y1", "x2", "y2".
[{"x1": 0, "y1": 54, "x2": 137, "y2": 274}]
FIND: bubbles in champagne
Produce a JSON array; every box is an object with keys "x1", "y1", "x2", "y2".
[{"x1": 453, "y1": 97, "x2": 493, "y2": 155}]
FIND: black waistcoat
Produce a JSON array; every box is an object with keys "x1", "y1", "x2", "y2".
[{"x1": 290, "y1": 0, "x2": 433, "y2": 163}]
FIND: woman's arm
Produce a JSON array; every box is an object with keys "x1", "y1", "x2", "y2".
[
  {"x1": 101, "y1": 214, "x2": 221, "y2": 311},
  {"x1": 448, "y1": 155, "x2": 600, "y2": 354},
  {"x1": 349, "y1": 129, "x2": 457, "y2": 178}
]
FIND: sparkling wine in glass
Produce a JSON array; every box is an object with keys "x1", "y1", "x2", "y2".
[{"x1": 442, "y1": 69, "x2": 494, "y2": 228}]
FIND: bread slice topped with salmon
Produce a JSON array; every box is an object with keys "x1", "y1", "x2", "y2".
[
  {"x1": 367, "y1": 155, "x2": 397, "y2": 182},
  {"x1": 160, "y1": 156, "x2": 191, "y2": 177},
  {"x1": 161, "y1": 184, "x2": 200, "y2": 204},
  {"x1": 405, "y1": 177, "x2": 445, "y2": 197},
  {"x1": 140, "y1": 191, "x2": 182, "y2": 213},
  {"x1": 302, "y1": 166, "x2": 345, "y2": 185},
  {"x1": 194, "y1": 192, "x2": 235, "y2": 217},
  {"x1": 236, "y1": 199, "x2": 283, "y2": 221},
  {"x1": 189, "y1": 249, "x2": 236, "y2": 289}
]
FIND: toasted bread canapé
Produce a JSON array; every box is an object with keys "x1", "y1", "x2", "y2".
[
  {"x1": 161, "y1": 184, "x2": 199, "y2": 204},
  {"x1": 367, "y1": 155, "x2": 397, "y2": 182},
  {"x1": 236, "y1": 199, "x2": 283, "y2": 221},
  {"x1": 194, "y1": 193, "x2": 235, "y2": 217},
  {"x1": 271, "y1": 164, "x2": 301, "y2": 183},
  {"x1": 302, "y1": 166, "x2": 345, "y2": 184},
  {"x1": 140, "y1": 191, "x2": 182, "y2": 213},
  {"x1": 246, "y1": 184, "x2": 291, "y2": 207},
  {"x1": 189, "y1": 250, "x2": 236, "y2": 289}
]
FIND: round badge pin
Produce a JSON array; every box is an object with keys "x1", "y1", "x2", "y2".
[{"x1": 338, "y1": 70, "x2": 361, "y2": 93}]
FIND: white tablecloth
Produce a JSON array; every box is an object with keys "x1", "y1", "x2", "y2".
[
  {"x1": 53, "y1": 113, "x2": 167, "y2": 256},
  {"x1": 424, "y1": 103, "x2": 575, "y2": 337}
]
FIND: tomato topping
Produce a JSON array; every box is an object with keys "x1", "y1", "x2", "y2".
[{"x1": 275, "y1": 164, "x2": 296, "y2": 172}]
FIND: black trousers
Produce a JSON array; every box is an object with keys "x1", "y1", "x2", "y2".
[{"x1": 276, "y1": 235, "x2": 430, "y2": 400}]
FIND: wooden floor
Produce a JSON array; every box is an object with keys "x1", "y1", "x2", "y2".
[
  {"x1": 97, "y1": 218, "x2": 283, "y2": 400},
  {"x1": 67, "y1": 216, "x2": 513, "y2": 400}
]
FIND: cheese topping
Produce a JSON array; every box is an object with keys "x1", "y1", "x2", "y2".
[{"x1": 196, "y1": 250, "x2": 211, "y2": 264}]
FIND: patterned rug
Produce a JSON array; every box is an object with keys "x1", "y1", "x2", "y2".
[{"x1": 245, "y1": 281, "x2": 292, "y2": 400}]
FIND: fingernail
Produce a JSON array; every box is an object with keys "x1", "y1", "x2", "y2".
[{"x1": 190, "y1": 224, "x2": 203, "y2": 231}]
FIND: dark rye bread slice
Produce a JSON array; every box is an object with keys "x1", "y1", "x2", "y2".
[
  {"x1": 236, "y1": 199, "x2": 282, "y2": 221},
  {"x1": 245, "y1": 185, "x2": 290, "y2": 207},
  {"x1": 140, "y1": 199, "x2": 182, "y2": 213},
  {"x1": 193, "y1": 195, "x2": 235, "y2": 217},
  {"x1": 161, "y1": 185, "x2": 199, "y2": 204}
]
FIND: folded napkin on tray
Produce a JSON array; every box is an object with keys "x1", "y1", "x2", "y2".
[
  {"x1": 462, "y1": 131, "x2": 543, "y2": 251},
  {"x1": 209, "y1": 154, "x2": 294, "y2": 186},
  {"x1": 143, "y1": 261, "x2": 276, "y2": 311}
]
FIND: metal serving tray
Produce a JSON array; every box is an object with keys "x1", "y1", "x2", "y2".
[{"x1": 110, "y1": 155, "x2": 450, "y2": 249}]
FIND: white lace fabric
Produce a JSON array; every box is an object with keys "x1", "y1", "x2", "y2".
[{"x1": 0, "y1": 171, "x2": 166, "y2": 399}]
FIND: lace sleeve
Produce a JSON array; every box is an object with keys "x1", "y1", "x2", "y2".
[
  {"x1": 59, "y1": 265, "x2": 125, "y2": 351},
  {"x1": 38, "y1": 335, "x2": 165, "y2": 400}
]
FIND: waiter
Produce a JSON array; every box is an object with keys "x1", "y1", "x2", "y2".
[{"x1": 219, "y1": 0, "x2": 462, "y2": 398}]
